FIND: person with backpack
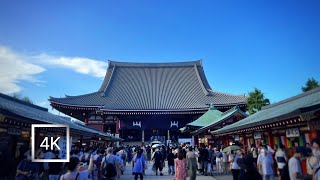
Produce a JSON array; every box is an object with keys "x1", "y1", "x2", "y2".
[
  {"x1": 100, "y1": 147, "x2": 120, "y2": 180},
  {"x1": 94, "y1": 149, "x2": 105, "y2": 180},
  {"x1": 152, "y1": 147, "x2": 164, "y2": 176},
  {"x1": 132, "y1": 149, "x2": 146, "y2": 180}
]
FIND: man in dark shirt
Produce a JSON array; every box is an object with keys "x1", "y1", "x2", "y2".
[
  {"x1": 152, "y1": 148, "x2": 164, "y2": 176},
  {"x1": 199, "y1": 145, "x2": 209, "y2": 176},
  {"x1": 167, "y1": 148, "x2": 175, "y2": 175}
]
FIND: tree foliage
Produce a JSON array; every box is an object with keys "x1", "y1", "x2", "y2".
[
  {"x1": 12, "y1": 93, "x2": 33, "y2": 104},
  {"x1": 302, "y1": 78, "x2": 319, "y2": 92},
  {"x1": 246, "y1": 88, "x2": 270, "y2": 115}
]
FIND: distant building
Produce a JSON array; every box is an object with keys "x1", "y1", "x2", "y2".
[{"x1": 49, "y1": 60, "x2": 247, "y2": 144}]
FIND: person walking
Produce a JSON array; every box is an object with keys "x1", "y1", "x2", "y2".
[
  {"x1": 175, "y1": 149, "x2": 188, "y2": 180},
  {"x1": 222, "y1": 149, "x2": 229, "y2": 174},
  {"x1": 146, "y1": 147, "x2": 151, "y2": 164},
  {"x1": 94, "y1": 149, "x2": 106, "y2": 180},
  {"x1": 237, "y1": 154, "x2": 262, "y2": 180},
  {"x1": 167, "y1": 148, "x2": 175, "y2": 175},
  {"x1": 186, "y1": 146, "x2": 197, "y2": 180},
  {"x1": 132, "y1": 149, "x2": 146, "y2": 180},
  {"x1": 152, "y1": 147, "x2": 163, "y2": 176},
  {"x1": 275, "y1": 144, "x2": 287, "y2": 178},
  {"x1": 251, "y1": 144, "x2": 258, "y2": 167},
  {"x1": 311, "y1": 137, "x2": 320, "y2": 180},
  {"x1": 48, "y1": 151, "x2": 62, "y2": 180},
  {"x1": 230, "y1": 150, "x2": 241, "y2": 180},
  {"x1": 305, "y1": 147, "x2": 317, "y2": 180},
  {"x1": 100, "y1": 147, "x2": 121, "y2": 180},
  {"x1": 60, "y1": 155, "x2": 94, "y2": 180},
  {"x1": 288, "y1": 147, "x2": 305, "y2": 180},
  {"x1": 257, "y1": 145, "x2": 274, "y2": 180},
  {"x1": 199, "y1": 145, "x2": 209, "y2": 176},
  {"x1": 216, "y1": 149, "x2": 223, "y2": 174}
]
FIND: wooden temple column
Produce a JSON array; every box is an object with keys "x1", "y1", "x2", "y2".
[
  {"x1": 242, "y1": 133, "x2": 247, "y2": 154},
  {"x1": 222, "y1": 136, "x2": 228, "y2": 147},
  {"x1": 267, "y1": 130, "x2": 274, "y2": 149},
  {"x1": 115, "y1": 117, "x2": 120, "y2": 134}
]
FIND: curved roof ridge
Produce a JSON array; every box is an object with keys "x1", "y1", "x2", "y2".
[
  {"x1": 221, "y1": 105, "x2": 239, "y2": 115},
  {"x1": 101, "y1": 64, "x2": 116, "y2": 95},
  {"x1": 207, "y1": 89, "x2": 247, "y2": 97},
  {"x1": 49, "y1": 92, "x2": 100, "y2": 101},
  {"x1": 194, "y1": 64, "x2": 209, "y2": 96},
  {"x1": 262, "y1": 87, "x2": 320, "y2": 110},
  {"x1": 108, "y1": 60, "x2": 202, "y2": 68}
]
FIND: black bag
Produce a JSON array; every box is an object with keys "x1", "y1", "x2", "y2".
[
  {"x1": 95, "y1": 155, "x2": 105, "y2": 173},
  {"x1": 102, "y1": 155, "x2": 117, "y2": 178},
  {"x1": 280, "y1": 163, "x2": 290, "y2": 180}
]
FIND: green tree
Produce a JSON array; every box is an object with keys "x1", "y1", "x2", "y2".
[
  {"x1": 246, "y1": 88, "x2": 270, "y2": 115},
  {"x1": 12, "y1": 93, "x2": 33, "y2": 104},
  {"x1": 302, "y1": 78, "x2": 319, "y2": 92}
]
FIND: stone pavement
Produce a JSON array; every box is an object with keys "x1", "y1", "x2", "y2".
[{"x1": 119, "y1": 162, "x2": 224, "y2": 180}]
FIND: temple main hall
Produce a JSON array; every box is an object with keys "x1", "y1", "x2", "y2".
[{"x1": 49, "y1": 60, "x2": 247, "y2": 145}]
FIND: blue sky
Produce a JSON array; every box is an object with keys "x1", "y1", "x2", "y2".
[{"x1": 0, "y1": 0, "x2": 319, "y2": 114}]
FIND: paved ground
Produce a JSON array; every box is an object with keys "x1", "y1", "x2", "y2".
[{"x1": 120, "y1": 162, "x2": 229, "y2": 180}]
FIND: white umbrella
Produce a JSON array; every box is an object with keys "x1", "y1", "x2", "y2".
[{"x1": 152, "y1": 144, "x2": 160, "y2": 148}]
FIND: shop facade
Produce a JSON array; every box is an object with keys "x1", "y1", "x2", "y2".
[{"x1": 212, "y1": 87, "x2": 320, "y2": 155}]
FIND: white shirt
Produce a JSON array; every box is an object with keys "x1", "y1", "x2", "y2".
[
  {"x1": 257, "y1": 153, "x2": 274, "y2": 175},
  {"x1": 275, "y1": 150, "x2": 287, "y2": 169},
  {"x1": 288, "y1": 156, "x2": 303, "y2": 180},
  {"x1": 222, "y1": 152, "x2": 228, "y2": 162}
]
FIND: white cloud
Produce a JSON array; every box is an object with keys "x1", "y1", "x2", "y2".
[
  {"x1": 0, "y1": 46, "x2": 46, "y2": 94},
  {"x1": 0, "y1": 45, "x2": 108, "y2": 94},
  {"x1": 37, "y1": 53, "x2": 108, "y2": 78}
]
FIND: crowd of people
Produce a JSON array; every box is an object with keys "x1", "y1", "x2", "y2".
[{"x1": 14, "y1": 137, "x2": 320, "y2": 180}]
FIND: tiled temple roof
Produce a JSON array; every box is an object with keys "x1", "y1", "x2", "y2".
[
  {"x1": 50, "y1": 60, "x2": 246, "y2": 111},
  {"x1": 0, "y1": 93, "x2": 122, "y2": 141},
  {"x1": 191, "y1": 106, "x2": 247, "y2": 134}
]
